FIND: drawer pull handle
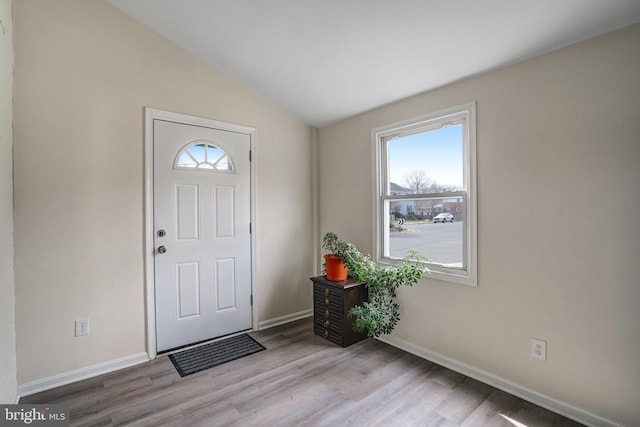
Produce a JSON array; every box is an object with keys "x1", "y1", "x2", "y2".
[
  {"x1": 325, "y1": 298, "x2": 330, "y2": 305},
  {"x1": 324, "y1": 288, "x2": 330, "y2": 296},
  {"x1": 325, "y1": 309, "x2": 330, "y2": 318},
  {"x1": 324, "y1": 320, "x2": 330, "y2": 327},
  {"x1": 323, "y1": 330, "x2": 329, "y2": 338}
]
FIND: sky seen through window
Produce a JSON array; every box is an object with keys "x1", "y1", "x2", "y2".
[{"x1": 388, "y1": 125, "x2": 463, "y2": 190}]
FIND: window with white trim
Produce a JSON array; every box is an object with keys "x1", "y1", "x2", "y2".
[
  {"x1": 373, "y1": 102, "x2": 477, "y2": 286},
  {"x1": 175, "y1": 141, "x2": 234, "y2": 172}
]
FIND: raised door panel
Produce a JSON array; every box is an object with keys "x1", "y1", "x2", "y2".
[{"x1": 175, "y1": 184, "x2": 199, "y2": 241}]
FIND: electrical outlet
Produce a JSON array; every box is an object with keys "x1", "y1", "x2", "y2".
[
  {"x1": 531, "y1": 338, "x2": 546, "y2": 360},
  {"x1": 75, "y1": 318, "x2": 90, "y2": 337}
]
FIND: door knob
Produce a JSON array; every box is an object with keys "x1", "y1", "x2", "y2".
[{"x1": 157, "y1": 246, "x2": 167, "y2": 254}]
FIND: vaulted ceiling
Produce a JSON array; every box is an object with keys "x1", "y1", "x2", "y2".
[{"x1": 107, "y1": 0, "x2": 640, "y2": 127}]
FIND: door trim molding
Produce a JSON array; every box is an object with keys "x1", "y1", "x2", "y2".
[{"x1": 144, "y1": 107, "x2": 257, "y2": 359}]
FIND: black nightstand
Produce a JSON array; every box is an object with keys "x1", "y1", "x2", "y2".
[{"x1": 310, "y1": 276, "x2": 368, "y2": 347}]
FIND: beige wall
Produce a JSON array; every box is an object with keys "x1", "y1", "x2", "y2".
[
  {"x1": 13, "y1": 0, "x2": 313, "y2": 385},
  {"x1": 0, "y1": 0, "x2": 16, "y2": 404},
  {"x1": 319, "y1": 25, "x2": 640, "y2": 426},
  {"x1": 11, "y1": 0, "x2": 640, "y2": 423}
]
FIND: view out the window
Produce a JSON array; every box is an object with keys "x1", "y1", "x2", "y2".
[
  {"x1": 374, "y1": 102, "x2": 477, "y2": 285},
  {"x1": 175, "y1": 141, "x2": 233, "y2": 171}
]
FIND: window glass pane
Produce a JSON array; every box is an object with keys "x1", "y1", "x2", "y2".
[
  {"x1": 386, "y1": 197, "x2": 464, "y2": 269},
  {"x1": 388, "y1": 125, "x2": 463, "y2": 194},
  {"x1": 207, "y1": 145, "x2": 224, "y2": 164},
  {"x1": 176, "y1": 152, "x2": 197, "y2": 168},
  {"x1": 189, "y1": 144, "x2": 206, "y2": 163},
  {"x1": 216, "y1": 157, "x2": 231, "y2": 170},
  {"x1": 175, "y1": 142, "x2": 234, "y2": 172}
]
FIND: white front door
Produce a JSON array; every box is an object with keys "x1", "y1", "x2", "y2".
[{"x1": 153, "y1": 118, "x2": 252, "y2": 352}]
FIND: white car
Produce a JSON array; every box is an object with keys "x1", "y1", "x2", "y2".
[{"x1": 433, "y1": 213, "x2": 454, "y2": 223}]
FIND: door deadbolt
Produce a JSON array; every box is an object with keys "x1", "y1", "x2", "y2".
[
  {"x1": 157, "y1": 246, "x2": 167, "y2": 254},
  {"x1": 157, "y1": 229, "x2": 166, "y2": 238}
]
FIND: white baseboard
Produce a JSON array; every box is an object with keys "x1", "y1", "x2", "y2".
[
  {"x1": 258, "y1": 309, "x2": 312, "y2": 330},
  {"x1": 17, "y1": 352, "x2": 149, "y2": 399},
  {"x1": 376, "y1": 335, "x2": 621, "y2": 427}
]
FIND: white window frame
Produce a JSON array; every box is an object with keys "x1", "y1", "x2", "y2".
[
  {"x1": 174, "y1": 140, "x2": 236, "y2": 172},
  {"x1": 372, "y1": 101, "x2": 477, "y2": 286}
]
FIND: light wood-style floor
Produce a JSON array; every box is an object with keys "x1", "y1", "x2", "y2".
[{"x1": 21, "y1": 319, "x2": 584, "y2": 426}]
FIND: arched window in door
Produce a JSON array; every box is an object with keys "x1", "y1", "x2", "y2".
[{"x1": 174, "y1": 141, "x2": 234, "y2": 172}]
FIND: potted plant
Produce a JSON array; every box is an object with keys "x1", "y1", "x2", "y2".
[
  {"x1": 321, "y1": 232, "x2": 353, "y2": 281},
  {"x1": 322, "y1": 232, "x2": 427, "y2": 337}
]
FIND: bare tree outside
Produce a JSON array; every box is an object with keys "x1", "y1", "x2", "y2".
[
  {"x1": 405, "y1": 170, "x2": 458, "y2": 194},
  {"x1": 405, "y1": 170, "x2": 432, "y2": 193}
]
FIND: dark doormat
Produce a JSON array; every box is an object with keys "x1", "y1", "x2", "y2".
[{"x1": 168, "y1": 334, "x2": 266, "y2": 377}]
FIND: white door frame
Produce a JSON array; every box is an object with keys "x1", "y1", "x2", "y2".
[{"x1": 144, "y1": 107, "x2": 258, "y2": 359}]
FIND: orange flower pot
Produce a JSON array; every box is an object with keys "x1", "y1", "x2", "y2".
[{"x1": 324, "y1": 254, "x2": 348, "y2": 281}]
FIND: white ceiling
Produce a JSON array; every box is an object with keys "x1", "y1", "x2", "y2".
[{"x1": 107, "y1": 0, "x2": 640, "y2": 127}]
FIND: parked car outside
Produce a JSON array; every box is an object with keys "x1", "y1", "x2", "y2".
[{"x1": 433, "y1": 213, "x2": 454, "y2": 223}]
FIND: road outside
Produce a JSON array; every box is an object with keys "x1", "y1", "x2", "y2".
[{"x1": 389, "y1": 221, "x2": 463, "y2": 265}]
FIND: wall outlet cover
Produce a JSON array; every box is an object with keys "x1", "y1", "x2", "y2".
[
  {"x1": 75, "y1": 318, "x2": 90, "y2": 337},
  {"x1": 531, "y1": 338, "x2": 547, "y2": 360}
]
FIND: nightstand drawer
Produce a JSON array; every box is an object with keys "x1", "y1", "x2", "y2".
[
  {"x1": 313, "y1": 306, "x2": 342, "y2": 325},
  {"x1": 313, "y1": 324, "x2": 342, "y2": 346}
]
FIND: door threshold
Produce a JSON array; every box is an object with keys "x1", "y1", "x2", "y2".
[{"x1": 158, "y1": 328, "x2": 254, "y2": 356}]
